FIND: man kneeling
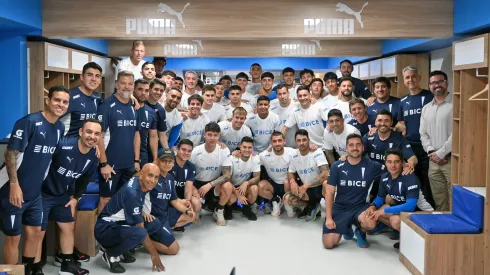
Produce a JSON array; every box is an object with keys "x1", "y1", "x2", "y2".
[
  {"x1": 323, "y1": 133, "x2": 384, "y2": 249},
  {"x1": 227, "y1": 137, "x2": 261, "y2": 221},
  {"x1": 367, "y1": 148, "x2": 420, "y2": 249}
]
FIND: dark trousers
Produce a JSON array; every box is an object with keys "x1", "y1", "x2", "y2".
[
  {"x1": 411, "y1": 142, "x2": 435, "y2": 207},
  {"x1": 94, "y1": 220, "x2": 147, "y2": 257}
]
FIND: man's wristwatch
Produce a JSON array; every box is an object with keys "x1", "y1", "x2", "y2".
[
  {"x1": 134, "y1": 159, "x2": 141, "y2": 164},
  {"x1": 99, "y1": 162, "x2": 108, "y2": 168}
]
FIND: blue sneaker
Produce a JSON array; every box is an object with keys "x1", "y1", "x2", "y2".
[
  {"x1": 367, "y1": 223, "x2": 390, "y2": 235},
  {"x1": 389, "y1": 230, "x2": 400, "y2": 240},
  {"x1": 343, "y1": 227, "x2": 354, "y2": 240},
  {"x1": 355, "y1": 228, "x2": 369, "y2": 248}
]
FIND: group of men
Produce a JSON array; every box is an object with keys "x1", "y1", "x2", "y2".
[{"x1": 0, "y1": 39, "x2": 453, "y2": 274}]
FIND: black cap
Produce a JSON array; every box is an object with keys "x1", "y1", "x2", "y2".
[{"x1": 158, "y1": 149, "x2": 175, "y2": 160}]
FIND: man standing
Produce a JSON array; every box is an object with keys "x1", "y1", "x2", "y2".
[
  {"x1": 348, "y1": 98, "x2": 376, "y2": 136},
  {"x1": 190, "y1": 123, "x2": 233, "y2": 226},
  {"x1": 338, "y1": 59, "x2": 372, "y2": 99},
  {"x1": 180, "y1": 71, "x2": 199, "y2": 110},
  {"x1": 236, "y1": 72, "x2": 258, "y2": 107},
  {"x1": 0, "y1": 86, "x2": 68, "y2": 273},
  {"x1": 323, "y1": 133, "x2": 383, "y2": 249},
  {"x1": 331, "y1": 77, "x2": 363, "y2": 124},
  {"x1": 34, "y1": 120, "x2": 100, "y2": 275},
  {"x1": 116, "y1": 40, "x2": 146, "y2": 80},
  {"x1": 134, "y1": 79, "x2": 159, "y2": 166},
  {"x1": 174, "y1": 76, "x2": 184, "y2": 91},
  {"x1": 298, "y1": 68, "x2": 314, "y2": 88},
  {"x1": 270, "y1": 84, "x2": 298, "y2": 148},
  {"x1": 94, "y1": 164, "x2": 165, "y2": 273},
  {"x1": 97, "y1": 71, "x2": 141, "y2": 212},
  {"x1": 323, "y1": 109, "x2": 361, "y2": 165},
  {"x1": 367, "y1": 77, "x2": 400, "y2": 126},
  {"x1": 153, "y1": 57, "x2": 167, "y2": 75},
  {"x1": 218, "y1": 107, "x2": 253, "y2": 152},
  {"x1": 284, "y1": 130, "x2": 329, "y2": 221},
  {"x1": 258, "y1": 72, "x2": 276, "y2": 99},
  {"x1": 246, "y1": 63, "x2": 263, "y2": 95},
  {"x1": 225, "y1": 85, "x2": 254, "y2": 120},
  {"x1": 201, "y1": 85, "x2": 226, "y2": 123},
  {"x1": 146, "y1": 79, "x2": 170, "y2": 154},
  {"x1": 420, "y1": 70, "x2": 452, "y2": 211},
  {"x1": 245, "y1": 96, "x2": 282, "y2": 153},
  {"x1": 396, "y1": 66, "x2": 435, "y2": 206},
  {"x1": 141, "y1": 62, "x2": 156, "y2": 82},
  {"x1": 180, "y1": 94, "x2": 210, "y2": 146},
  {"x1": 163, "y1": 88, "x2": 184, "y2": 149},
  {"x1": 320, "y1": 72, "x2": 340, "y2": 115}
]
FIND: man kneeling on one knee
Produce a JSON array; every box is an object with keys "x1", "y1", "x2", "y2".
[
  {"x1": 323, "y1": 133, "x2": 384, "y2": 249},
  {"x1": 366, "y1": 148, "x2": 420, "y2": 249},
  {"x1": 143, "y1": 149, "x2": 196, "y2": 256}
]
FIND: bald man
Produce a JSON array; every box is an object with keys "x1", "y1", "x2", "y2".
[{"x1": 95, "y1": 163, "x2": 165, "y2": 273}]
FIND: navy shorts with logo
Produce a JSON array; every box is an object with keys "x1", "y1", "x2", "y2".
[
  {"x1": 99, "y1": 167, "x2": 136, "y2": 197},
  {"x1": 0, "y1": 194, "x2": 43, "y2": 236},
  {"x1": 145, "y1": 217, "x2": 176, "y2": 247},
  {"x1": 166, "y1": 207, "x2": 182, "y2": 228},
  {"x1": 41, "y1": 193, "x2": 75, "y2": 231},
  {"x1": 194, "y1": 180, "x2": 219, "y2": 198},
  {"x1": 260, "y1": 166, "x2": 286, "y2": 197},
  {"x1": 323, "y1": 203, "x2": 370, "y2": 235}
]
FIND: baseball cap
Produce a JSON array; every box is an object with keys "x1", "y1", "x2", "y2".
[{"x1": 158, "y1": 149, "x2": 175, "y2": 160}]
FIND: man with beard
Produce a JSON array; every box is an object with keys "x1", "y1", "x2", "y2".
[
  {"x1": 245, "y1": 96, "x2": 282, "y2": 153},
  {"x1": 180, "y1": 71, "x2": 199, "y2": 110},
  {"x1": 34, "y1": 120, "x2": 101, "y2": 275},
  {"x1": 0, "y1": 86, "x2": 68, "y2": 274},
  {"x1": 164, "y1": 88, "x2": 184, "y2": 149},
  {"x1": 297, "y1": 69, "x2": 314, "y2": 90},
  {"x1": 331, "y1": 77, "x2": 365, "y2": 124},
  {"x1": 420, "y1": 70, "x2": 452, "y2": 211},
  {"x1": 395, "y1": 66, "x2": 435, "y2": 206},
  {"x1": 284, "y1": 130, "x2": 329, "y2": 221},
  {"x1": 134, "y1": 79, "x2": 159, "y2": 166},
  {"x1": 323, "y1": 133, "x2": 383, "y2": 249},
  {"x1": 348, "y1": 98, "x2": 376, "y2": 136},
  {"x1": 224, "y1": 85, "x2": 253, "y2": 120},
  {"x1": 146, "y1": 79, "x2": 169, "y2": 155},
  {"x1": 323, "y1": 109, "x2": 360, "y2": 165},
  {"x1": 258, "y1": 132, "x2": 296, "y2": 216},
  {"x1": 282, "y1": 85, "x2": 328, "y2": 147},
  {"x1": 141, "y1": 62, "x2": 156, "y2": 82},
  {"x1": 367, "y1": 77, "x2": 400, "y2": 126},
  {"x1": 219, "y1": 107, "x2": 252, "y2": 152},
  {"x1": 201, "y1": 85, "x2": 226, "y2": 123},
  {"x1": 180, "y1": 94, "x2": 210, "y2": 146},
  {"x1": 338, "y1": 59, "x2": 372, "y2": 99},
  {"x1": 270, "y1": 84, "x2": 298, "y2": 148},
  {"x1": 97, "y1": 71, "x2": 141, "y2": 212}
]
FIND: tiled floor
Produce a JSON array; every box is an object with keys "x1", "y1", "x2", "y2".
[{"x1": 42, "y1": 210, "x2": 411, "y2": 275}]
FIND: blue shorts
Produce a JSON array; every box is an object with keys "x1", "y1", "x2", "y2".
[
  {"x1": 260, "y1": 167, "x2": 285, "y2": 197},
  {"x1": 167, "y1": 207, "x2": 182, "y2": 228},
  {"x1": 0, "y1": 195, "x2": 43, "y2": 236},
  {"x1": 145, "y1": 217, "x2": 175, "y2": 247},
  {"x1": 99, "y1": 167, "x2": 136, "y2": 197},
  {"x1": 41, "y1": 193, "x2": 75, "y2": 231},
  {"x1": 323, "y1": 204, "x2": 370, "y2": 235},
  {"x1": 95, "y1": 219, "x2": 147, "y2": 257}
]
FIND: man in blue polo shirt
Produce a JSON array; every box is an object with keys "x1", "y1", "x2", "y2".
[
  {"x1": 33, "y1": 119, "x2": 100, "y2": 275},
  {"x1": 367, "y1": 77, "x2": 401, "y2": 126},
  {"x1": 338, "y1": 59, "x2": 372, "y2": 99},
  {"x1": 146, "y1": 79, "x2": 169, "y2": 157},
  {"x1": 0, "y1": 86, "x2": 68, "y2": 274},
  {"x1": 323, "y1": 133, "x2": 384, "y2": 249},
  {"x1": 395, "y1": 66, "x2": 434, "y2": 206},
  {"x1": 95, "y1": 164, "x2": 165, "y2": 274},
  {"x1": 97, "y1": 70, "x2": 141, "y2": 212},
  {"x1": 133, "y1": 79, "x2": 158, "y2": 166}
]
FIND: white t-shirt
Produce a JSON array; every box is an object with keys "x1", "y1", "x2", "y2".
[
  {"x1": 202, "y1": 103, "x2": 226, "y2": 123},
  {"x1": 319, "y1": 94, "x2": 340, "y2": 116},
  {"x1": 270, "y1": 100, "x2": 298, "y2": 148},
  {"x1": 245, "y1": 112, "x2": 282, "y2": 153},
  {"x1": 331, "y1": 98, "x2": 367, "y2": 124},
  {"x1": 288, "y1": 148, "x2": 328, "y2": 184},
  {"x1": 242, "y1": 93, "x2": 259, "y2": 108},
  {"x1": 288, "y1": 86, "x2": 298, "y2": 100},
  {"x1": 246, "y1": 82, "x2": 262, "y2": 95},
  {"x1": 180, "y1": 114, "x2": 210, "y2": 147},
  {"x1": 285, "y1": 103, "x2": 328, "y2": 146},
  {"x1": 190, "y1": 144, "x2": 232, "y2": 182},
  {"x1": 180, "y1": 90, "x2": 202, "y2": 110},
  {"x1": 218, "y1": 97, "x2": 231, "y2": 106},
  {"x1": 218, "y1": 121, "x2": 253, "y2": 151},
  {"x1": 164, "y1": 108, "x2": 184, "y2": 138},
  {"x1": 116, "y1": 58, "x2": 146, "y2": 80},
  {"x1": 224, "y1": 103, "x2": 254, "y2": 120},
  {"x1": 230, "y1": 155, "x2": 261, "y2": 187},
  {"x1": 323, "y1": 124, "x2": 361, "y2": 155},
  {"x1": 259, "y1": 147, "x2": 296, "y2": 184}
]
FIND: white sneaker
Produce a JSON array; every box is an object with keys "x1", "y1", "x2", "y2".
[
  {"x1": 263, "y1": 202, "x2": 272, "y2": 214},
  {"x1": 285, "y1": 204, "x2": 296, "y2": 218},
  {"x1": 213, "y1": 208, "x2": 226, "y2": 226},
  {"x1": 271, "y1": 201, "x2": 283, "y2": 217}
]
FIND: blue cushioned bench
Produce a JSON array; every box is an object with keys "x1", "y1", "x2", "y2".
[{"x1": 399, "y1": 186, "x2": 485, "y2": 275}]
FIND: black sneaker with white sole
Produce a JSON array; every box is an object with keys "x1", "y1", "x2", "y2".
[
  {"x1": 102, "y1": 251, "x2": 125, "y2": 274},
  {"x1": 241, "y1": 205, "x2": 257, "y2": 221},
  {"x1": 120, "y1": 251, "x2": 136, "y2": 263},
  {"x1": 54, "y1": 254, "x2": 81, "y2": 267},
  {"x1": 297, "y1": 205, "x2": 310, "y2": 219},
  {"x1": 59, "y1": 259, "x2": 89, "y2": 275},
  {"x1": 73, "y1": 248, "x2": 90, "y2": 262}
]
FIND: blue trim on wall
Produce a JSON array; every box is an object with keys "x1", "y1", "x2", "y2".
[
  {"x1": 0, "y1": 0, "x2": 42, "y2": 30},
  {"x1": 454, "y1": 0, "x2": 490, "y2": 34}
]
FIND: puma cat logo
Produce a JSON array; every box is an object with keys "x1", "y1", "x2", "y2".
[
  {"x1": 158, "y1": 2, "x2": 191, "y2": 28},
  {"x1": 335, "y1": 2, "x2": 369, "y2": 28}
]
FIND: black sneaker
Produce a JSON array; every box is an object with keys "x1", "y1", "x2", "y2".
[
  {"x1": 297, "y1": 205, "x2": 310, "y2": 219},
  {"x1": 102, "y1": 252, "x2": 125, "y2": 273},
  {"x1": 120, "y1": 251, "x2": 136, "y2": 263},
  {"x1": 232, "y1": 203, "x2": 242, "y2": 213},
  {"x1": 393, "y1": 242, "x2": 400, "y2": 249},
  {"x1": 59, "y1": 259, "x2": 90, "y2": 275},
  {"x1": 242, "y1": 205, "x2": 257, "y2": 221},
  {"x1": 224, "y1": 205, "x2": 233, "y2": 220},
  {"x1": 74, "y1": 248, "x2": 90, "y2": 262},
  {"x1": 54, "y1": 253, "x2": 81, "y2": 267},
  {"x1": 173, "y1": 226, "x2": 185, "y2": 232},
  {"x1": 31, "y1": 267, "x2": 44, "y2": 275}
]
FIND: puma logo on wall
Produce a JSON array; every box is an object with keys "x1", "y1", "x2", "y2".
[
  {"x1": 335, "y1": 2, "x2": 368, "y2": 28},
  {"x1": 157, "y1": 2, "x2": 191, "y2": 28}
]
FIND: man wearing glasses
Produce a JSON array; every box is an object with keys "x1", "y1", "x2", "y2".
[{"x1": 419, "y1": 71, "x2": 452, "y2": 211}]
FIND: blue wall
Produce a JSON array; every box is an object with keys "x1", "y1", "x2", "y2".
[
  {"x1": 0, "y1": 0, "x2": 42, "y2": 30},
  {"x1": 454, "y1": 0, "x2": 490, "y2": 34},
  {"x1": 0, "y1": 35, "x2": 28, "y2": 137}
]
